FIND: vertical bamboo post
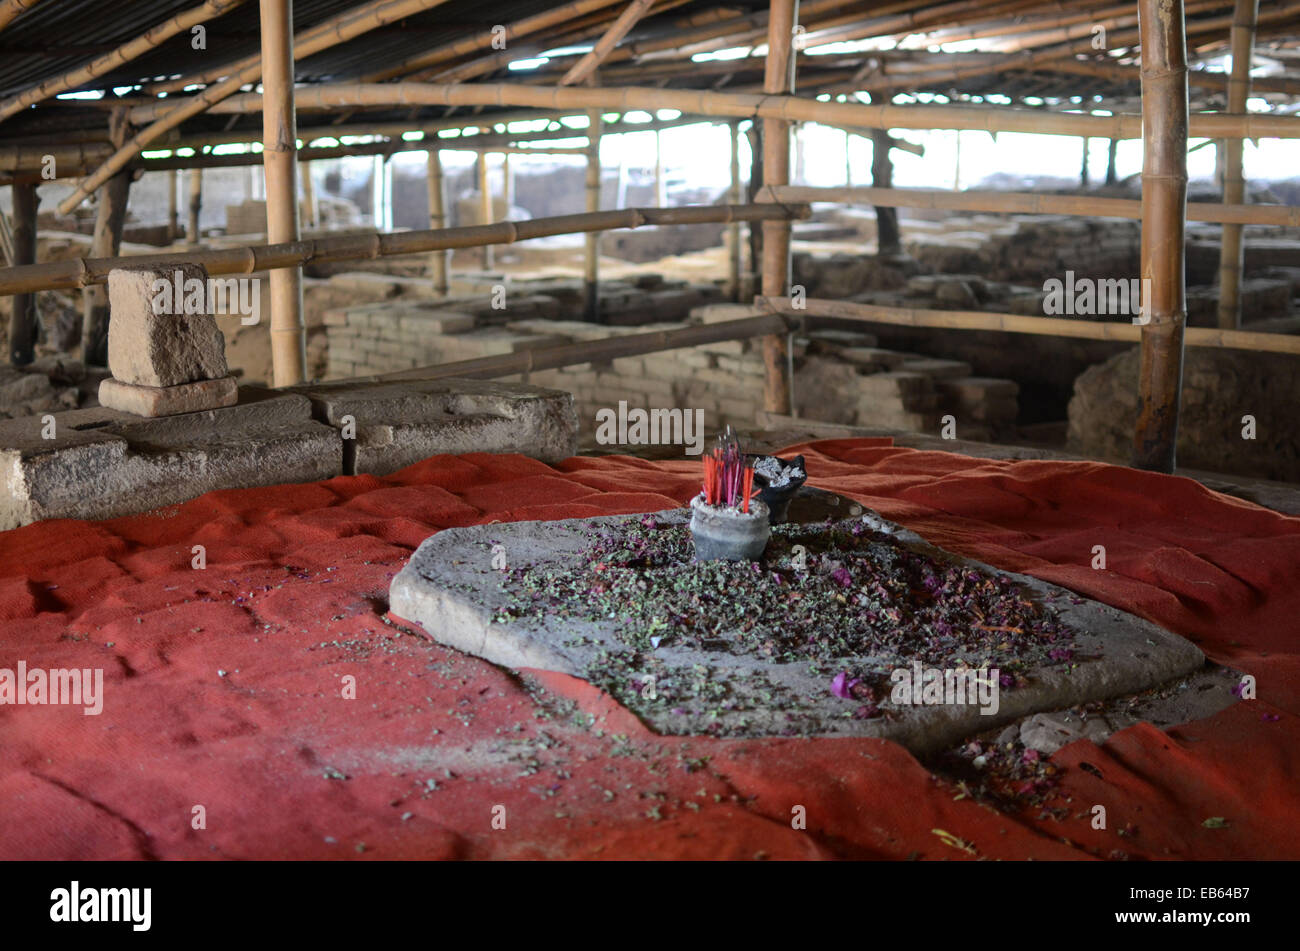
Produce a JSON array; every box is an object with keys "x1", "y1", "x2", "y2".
[
  {"x1": 728, "y1": 119, "x2": 743, "y2": 302},
  {"x1": 844, "y1": 128, "x2": 852, "y2": 186},
  {"x1": 1216, "y1": 0, "x2": 1257, "y2": 330},
  {"x1": 760, "y1": 0, "x2": 796, "y2": 415},
  {"x1": 952, "y1": 129, "x2": 962, "y2": 190},
  {"x1": 426, "y1": 146, "x2": 449, "y2": 296},
  {"x1": 1079, "y1": 137, "x2": 1090, "y2": 188},
  {"x1": 301, "y1": 159, "x2": 317, "y2": 229},
  {"x1": 82, "y1": 107, "x2": 130, "y2": 365},
  {"x1": 502, "y1": 152, "x2": 514, "y2": 212},
  {"x1": 745, "y1": 121, "x2": 762, "y2": 302},
  {"x1": 1133, "y1": 0, "x2": 1189, "y2": 473},
  {"x1": 166, "y1": 168, "x2": 178, "y2": 241},
  {"x1": 584, "y1": 107, "x2": 603, "y2": 321},
  {"x1": 260, "y1": 0, "x2": 306, "y2": 387},
  {"x1": 653, "y1": 128, "x2": 665, "y2": 208},
  {"x1": 1105, "y1": 138, "x2": 1119, "y2": 185},
  {"x1": 478, "y1": 152, "x2": 494, "y2": 270},
  {"x1": 871, "y1": 128, "x2": 900, "y2": 257},
  {"x1": 187, "y1": 166, "x2": 202, "y2": 245},
  {"x1": 8, "y1": 182, "x2": 38, "y2": 365}
]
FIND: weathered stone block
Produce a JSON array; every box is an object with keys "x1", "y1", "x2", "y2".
[
  {"x1": 99, "y1": 375, "x2": 238, "y2": 418},
  {"x1": 106, "y1": 264, "x2": 229, "y2": 387},
  {"x1": 389, "y1": 508, "x2": 1204, "y2": 750},
  {"x1": 0, "y1": 388, "x2": 340, "y2": 530},
  {"x1": 298, "y1": 377, "x2": 578, "y2": 474}
]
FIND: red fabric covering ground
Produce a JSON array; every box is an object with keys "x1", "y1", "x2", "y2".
[{"x1": 1, "y1": 439, "x2": 1297, "y2": 860}]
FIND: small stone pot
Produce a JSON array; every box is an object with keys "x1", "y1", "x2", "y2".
[{"x1": 689, "y1": 495, "x2": 771, "y2": 562}]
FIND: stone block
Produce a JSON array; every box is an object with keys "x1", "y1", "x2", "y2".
[
  {"x1": 898, "y1": 358, "x2": 974, "y2": 380},
  {"x1": 0, "y1": 388, "x2": 340, "y2": 530},
  {"x1": 297, "y1": 377, "x2": 578, "y2": 474},
  {"x1": 106, "y1": 264, "x2": 229, "y2": 387},
  {"x1": 389, "y1": 508, "x2": 1204, "y2": 750},
  {"x1": 99, "y1": 375, "x2": 238, "y2": 418}
]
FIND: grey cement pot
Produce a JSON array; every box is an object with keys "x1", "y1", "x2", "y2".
[{"x1": 689, "y1": 494, "x2": 771, "y2": 562}]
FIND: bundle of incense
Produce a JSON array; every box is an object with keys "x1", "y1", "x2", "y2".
[{"x1": 701, "y1": 431, "x2": 757, "y2": 510}]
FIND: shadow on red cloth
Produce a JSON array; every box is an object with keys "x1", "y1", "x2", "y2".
[{"x1": 0, "y1": 439, "x2": 1297, "y2": 860}]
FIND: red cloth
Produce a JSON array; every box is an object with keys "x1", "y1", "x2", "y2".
[{"x1": 1, "y1": 439, "x2": 1297, "y2": 860}]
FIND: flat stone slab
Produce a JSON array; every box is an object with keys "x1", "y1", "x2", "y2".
[
  {"x1": 297, "y1": 376, "x2": 577, "y2": 475},
  {"x1": 0, "y1": 387, "x2": 339, "y2": 529},
  {"x1": 99, "y1": 375, "x2": 238, "y2": 417},
  {"x1": 390, "y1": 507, "x2": 1205, "y2": 754}
]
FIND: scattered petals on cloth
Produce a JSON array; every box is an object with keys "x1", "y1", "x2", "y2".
[{"x1": 0, "y1": 441, "x2": 1297, "y2": 859}]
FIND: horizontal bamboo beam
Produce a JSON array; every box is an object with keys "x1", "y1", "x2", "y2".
[
  {"x1": 375, "y1": 314, "x2": 790, "y2": 382},
  {"x1": 111, "y1": 81, "x2": 1300, "y2": 140},
  {"x1": 56, "y1": 0, "x2": 456, "y2": 215},
  {"x1": 561, "y1": 0, "x2": 657, "y2": 87},
  {"x1": 760, "y1": 184, "x2": 1300, "y2": 227},
  {"x1": 0, "y1": 203, "x2": 807, "y2": 296},
  {"x1": 758, "y1": 296, "x2": 1300, "y2": 356},
  {"x1": 0, "y1": 0, "x2": 41, "y2": 32},
  {"x1": 0, "y1": 0, "x2": 246, "y2": 125}
]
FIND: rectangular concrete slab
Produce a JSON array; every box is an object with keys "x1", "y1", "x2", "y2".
[
  {"x1": 0, "y1": 387, "x2": 340, "y2": 529},
  {"x1": 390, "y1": 508, "x2": 1205, "y2": 755},
  {"x1": 99, "y1": 375, "x2": 238, "y2": 417},
  {"x1": 297, "y1": 377, "x2": 578, "y2": 475}
]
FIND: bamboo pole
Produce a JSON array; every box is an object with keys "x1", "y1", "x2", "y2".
[
  {"x1": 870, "y1": 131, "x2": 901, "y2": 256},
  {"x1": 167, "y1": 168, "x2": 179, "y2": 241},
  {"x1": 260, "y1": 0, "x2": 305, "y2": 388},
  {"x1": 477, "y1": 152, "x2": 494, "y2": 270},
  {"x1": 81, "y1": 108, "x2": 131, "y2": 365},
  {"x1": 1133, "y1": 0, "x2": 1190, "y2": 473},
  {"x1": 7, "y1": 182, "x2": 37, "y2": 365},
  {"x1": 56, "y1": 0, "x2": 456, "y2": 215},
  {"x1": 761, "y1": 184, "x2": 1300, "y2": 227},
  {"x1": 756, "y1": 297, "x2": 1300, "y2": 356},
  {"x1": 426, "y1": 147, "x2": 448, "y2": 296},
  {"x1": 0, "y1": 0, "x2": 245, "y2": 124},
  {"x1": 1049, "y1": 55, "x2": 1300, "y2": 97},
  {"x1": 0, "y1": 0, "x2": 41, "y2": 32},
  {"x1": 0, "y1": 203, "x2": 804, "y2": 296},
  {"x1": 561, "y1": 0, "x2": 657, "y2": 87},
  {"x1": 760, "y1": 0, "x2": 796, "y2": 417},
  {"x1": 502, "y1": 153, "x2": 514, "y2": 213},
  {"x1": 187, "y1": 167, "x2": 202, "y2": 245},
  {"x1": 1216, "y1": 0, "x2": 1258, "y2": 330},
  {"x1": 366, "y1": 0, "x2": 629, "y2": 83},
  {"x1": 584, "y1": 106, "x2": 604, "y2": 321},
  {"x1": 654, "y1": 128, "x2": 665, "y2": 208},
  {"x1": 377, "y1": 313, "x2": 790, "y2": 382},
  {"x1": 728, "y1": 120, "x2": 743, "y2": 301},
  {"x1": 103, "y1": 81, "x2": 1300, "y2": 147},
  {"x1": 301, "y1": 160, "x2": 318, "y2": 228}
]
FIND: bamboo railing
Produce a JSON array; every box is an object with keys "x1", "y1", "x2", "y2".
[
  {"x1": 0, "y1": 203, "x2": 807, "y2": 295},
  {"x1": 99, "y1": 81, "x2": 1300, "y2": 145},
  {"x1": 760, "y1": 185, "x2": 1300, "y2": 227}
]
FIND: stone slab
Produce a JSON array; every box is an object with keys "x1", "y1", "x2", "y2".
[
  {"x1": 99, "y1": 375, "x2": 238, "y2": 418},
  {"x1": 390, "y1": 508, "x2": 1205, "y2": 754},
  {"x1": 0, "y1": 387, "x2": 339, "y2": 530},
  {"x1": 297, "y1": 376, "x2": 578, "y2": 475}
]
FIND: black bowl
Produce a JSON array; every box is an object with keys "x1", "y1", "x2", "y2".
[{"x1": 746, "y1": 453, "x2": 808, "y2": 524}]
